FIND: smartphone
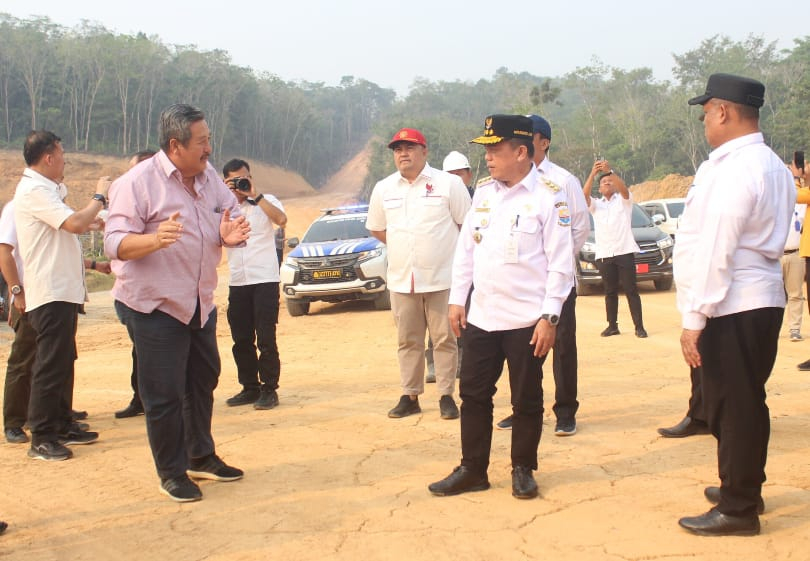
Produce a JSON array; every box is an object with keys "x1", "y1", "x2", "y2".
[{"x1": 795, "y1": 150, "x2": 805, "y2": 171}]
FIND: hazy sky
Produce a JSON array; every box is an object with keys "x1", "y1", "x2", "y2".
[{"x1": 3, "y1": 0, "x2": 806, "y2": 96}]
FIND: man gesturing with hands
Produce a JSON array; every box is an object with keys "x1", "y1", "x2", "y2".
[{"x1": 105, "y1": 104, "x2": 250, "y2": 502}]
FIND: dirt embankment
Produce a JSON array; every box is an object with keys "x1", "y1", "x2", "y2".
[
  {"x1": 0, "y1": 149, "x2": 318, "y2": 207},
  {"x1": 631, "y1": 174, "x2": 694, "y2": 202}
]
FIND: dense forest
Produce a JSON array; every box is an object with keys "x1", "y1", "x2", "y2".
[{"x1": 2, "y1": 14, "x2": 809, "y2": 197}]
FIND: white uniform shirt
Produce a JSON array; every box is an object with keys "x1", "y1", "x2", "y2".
[
  {"x1": 450, "y1": 165, "x2": 574, "y2": 331},
  {"x1": 589, "y1": 191, "x2": 640, "y2": 259},
  {"x1": 227, "y1": 194, "x2": 285, "y2": 285},
  {"x1": 0, "y1": 200, "x2": 24, "y2": 283},
  {"x1": 13, "y1": 168, "x2": 86, "y2": 312},
  {"x1": 537, "y1": 158, "x2": 589, "y2": 255},
  {"x1": 366, "y1": 164, "x2": 471, "y2": 293},
  {"x1": 785, "y1": 203, "x2": 806, "y2": 251},
  {"x1": 674, "y1": 132, "x2": 795, "y2": 330}
]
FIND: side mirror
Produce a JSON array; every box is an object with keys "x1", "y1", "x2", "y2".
[
  {"x1": 287, "y1": 237, "x2": 300, "y2": 248},
  {"x1": 652, "y1": 213, "x2": 665, "y2": 225}
]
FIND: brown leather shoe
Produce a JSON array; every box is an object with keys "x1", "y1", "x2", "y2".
[
  {"x1": 657, "y1": 416, "x2": 710, "y2": 438},
  {"x1": 704, "y1": 486, "x2": 764, "y2": 515}
]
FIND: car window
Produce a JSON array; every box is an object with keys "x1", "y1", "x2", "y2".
[
  {"x1": 666, "y1": 202, "x2": 685, "y2": 218},
  {"x1": 302, "y1": 215, "x2": 371, "y2": 243},
  {"x1": 631, "y1": 204, "x2": 654, "y2": 227}
]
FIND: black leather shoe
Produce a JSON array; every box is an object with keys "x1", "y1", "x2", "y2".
[
  {"x1": 798, "y1": 358, "x2": 810, "y2": 371},
  {"x1": 678, "y1": 507, "x2": 759, "y2": 536},
  {"x1": 71, "y1": 410, "x2": 88, "y2": 421},
  {"x1": 0, "y1": 520, "x2": 7, "y2": 535},
  {"x1": 657, "y1": 416, "x2": 710, "y2": 438},
  {"x1": 388, "y1": 395, "x2": 420, "y2": 418},
  {"x1": 226, "y1": 388, "x2": 261, "y2": 407},
  {"x1": 704, "y1": 486, "x2": 764, "y2": 515},
  {"x1": 635, "y1": 327, "x2": 648, "y2": 338},
  {"x1": 115, "y1": 399, "x2": 144, "y2": 419},
  {"x1": 254, "y1": 389, "x2": 279, "y2": 410},
  {"x1": 511, "y1": 466, "x2": 539, "y2": 499},
  {"x1": 601, "y1": 325, "x2": 620, "y2": 337},
  {"x1": 429, "y1": 466, "x2": 490, "y2": 496}
]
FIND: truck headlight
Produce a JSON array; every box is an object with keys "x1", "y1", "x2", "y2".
[
  {"x1": 357, "y1": 247, "x2": 383, "y2": 263},
  {"x1": 657, "y1": 237, "x2": 674, "y2": 249},
  {"x1": 581, "y1": 242, "x2": 596, "y2": 254}
]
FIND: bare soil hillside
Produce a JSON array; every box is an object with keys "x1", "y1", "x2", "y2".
[
  {"x1": 320, "y1": 143, "x2": 371, "y2": 196},
  {"x1": 631, "y1": 173, "x2": 694, "y2": 202},
  {"x1": 0, "y1": 149, "x2": 317, "y2": 206}
]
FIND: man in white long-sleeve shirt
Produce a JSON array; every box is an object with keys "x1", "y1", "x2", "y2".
[
  {"x1": 675, "y1": 73, "x2": 795, "y2": 536},
  {"x1": 428, "y1": 115, "x2": 573, "y2": 500}
]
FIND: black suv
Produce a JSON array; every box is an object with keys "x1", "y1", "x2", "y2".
[{"x1": 577, "y1": 203, "x2": 674, "y2": 292}]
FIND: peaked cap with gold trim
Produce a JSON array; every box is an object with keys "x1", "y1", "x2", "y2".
[{"x1": 470, "y1": 114, "x2": 533, "y2": 145}]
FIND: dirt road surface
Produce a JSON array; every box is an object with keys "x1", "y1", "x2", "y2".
[{"x1": 1, "y1": 191, "x2": 809, "y2": 561}]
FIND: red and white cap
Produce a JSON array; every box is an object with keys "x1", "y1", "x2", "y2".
[{"x1": 388, "y1": 128, "x2": 427, "y2": 149}]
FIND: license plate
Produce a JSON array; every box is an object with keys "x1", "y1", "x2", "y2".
[
  {"x1": 313, "y1": 269, "x2": 341, "y2": 279},
  {"x1": 636, "y1": 263, "x2": 649, "y2": 274}
]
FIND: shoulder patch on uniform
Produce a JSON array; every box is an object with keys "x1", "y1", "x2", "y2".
[
  {"x1": 476, "y1": 175, "x2": 493, "y2": 188},
  {"x1": 542, "y1": 178, "x2": 561, "y2": 193}
]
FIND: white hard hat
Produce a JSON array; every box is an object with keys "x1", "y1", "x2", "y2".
[{"x1": 443, "y1": 151, "x2": 470, "y2": 172}]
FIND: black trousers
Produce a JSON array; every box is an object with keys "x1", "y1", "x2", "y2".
[
  {"x1": 3, "y1": 306, "x2": 36, "y2": 429},
  {"x1": 552, "y1": 287, "x2": 578, "y2": 423},
  {"x1": 459, "y1": 323, "x2": 545, "y2": 474},
  {"x1": 26, "y1": 302, "x2": 79, "y2": 445},
  {"x1": 115, "y1": 303, "x2": 142, "y2": 406},
  {"x1": 227, "y1": 282, "x2": 281, "y2": 391},
  {"x1": 805, "y1": 257, "x2": 810, "y2": 315},
  {"x1": 699, "y1": 307, "x2": 782, "y2": 516},
  {"x1": 686, "y1": 366, "x2": 705, "y2": 422},
  {"x1": 115, "y1": 300, "x2": 220, "y2": 480},
  {"x1": 596, "y1": 252, "x2": 643, "y2": 329}
]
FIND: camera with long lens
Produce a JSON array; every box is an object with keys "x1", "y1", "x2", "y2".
[{"x1": 228, "y1": 177, "x2": 251, "y2": 192}]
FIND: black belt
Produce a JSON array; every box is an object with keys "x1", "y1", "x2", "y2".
[{"x1": 784, "y1": 249, "x2": 799, "y2": 255}]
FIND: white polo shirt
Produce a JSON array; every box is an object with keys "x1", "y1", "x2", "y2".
[
  {"x1": 675, "y1": 132, "x2": 795, "y2": 330},
  {"x1": 13, "y1": 168, "x2": 86, "y2": 312},
  {"x1": 589, "y1": 191, "x2": 640, "y2": 259},
  {"x1": 227, "y1": 194, "x2": 285, "y2": 285},
  {"x1": 450, "y1": 165, "x2": 574, "y2": 332},
  {"x1": 366, "y1": 164, "x2": 471, "y2": 293}
]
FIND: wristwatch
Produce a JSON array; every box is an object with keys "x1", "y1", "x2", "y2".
[
  {"x1": 92, "y1": 193, "x2": 108, "y2": 206},
  {"x1": 540, "y1": 313, "x2": 560, "y2": 326},
  {"x1": 11, "y1": 284, "x2": 22, "y2": 295}
]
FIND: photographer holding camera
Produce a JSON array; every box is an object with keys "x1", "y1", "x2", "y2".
[{"x1": 222, "y1": 159, "x2": 288, "y2": 409}]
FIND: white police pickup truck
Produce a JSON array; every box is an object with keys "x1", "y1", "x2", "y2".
[{"x1": 279, "y1": 205, "x2": 389, "y2": 316}]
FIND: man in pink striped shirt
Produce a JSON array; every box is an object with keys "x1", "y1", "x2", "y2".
[{"x1": 105, "y1": 104, "x2": 250, "y2": 502}]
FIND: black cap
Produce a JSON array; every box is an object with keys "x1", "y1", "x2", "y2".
[
  {"x1": 470, "y1": 114, "x2": 534, "y2": 145},
  {"x1": 687, "y1": 73, "x2": 765, "y2": 108}
]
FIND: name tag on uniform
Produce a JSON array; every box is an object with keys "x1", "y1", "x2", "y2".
[
  {"x1": 421, "y1": 196, "x2": 443, "y2": 206},
  {"x1": 504, "y1": 235, "x2": 519, "y2": 263},
  {"x1": 383, "y1": 198, "x2": 403, "y2": 209}
]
